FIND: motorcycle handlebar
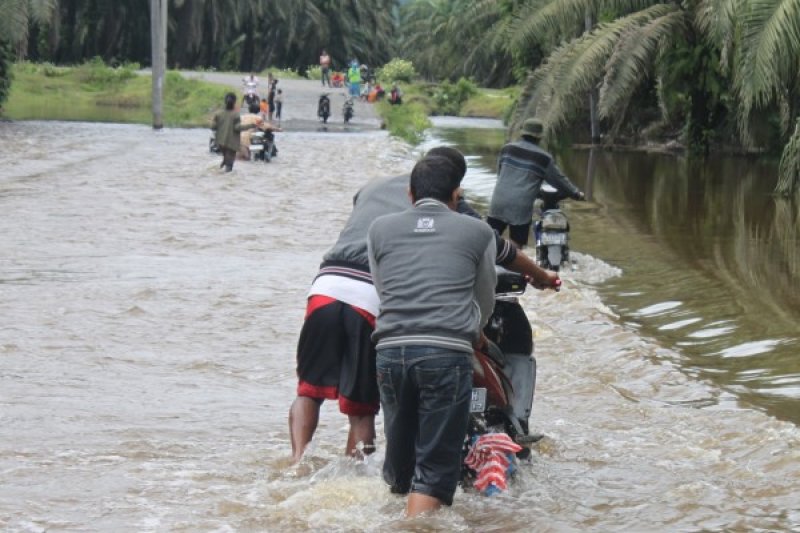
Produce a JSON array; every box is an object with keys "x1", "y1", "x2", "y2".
[{"x1": 523, "y1": 275, "x2": 561, "y2": 291}]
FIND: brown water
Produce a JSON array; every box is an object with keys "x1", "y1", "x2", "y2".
[
  {"x1": 433, "y1": 121, "x2": 800, "y2": 425},
  {"x1": 1, "y1": 120, "x2": 799, "y2": 531}
]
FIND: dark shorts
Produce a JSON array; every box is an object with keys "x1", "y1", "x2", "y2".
[
  {"x1": 376, "y1": 346, "x2": 473, "y2": 506},
  {"x1": 296, "y1": 295, "x2": 379, "y2": 416},
  {"x1": 486, "y1": 216, "x2": 531, "y2": 247}
]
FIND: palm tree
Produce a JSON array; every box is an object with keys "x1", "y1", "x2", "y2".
[
  {"x1": 0, "y1": 0, "x2": 57, "y2": 55},
  {"x1": 728, "y1": 0, "x2": 800, "y2": 194},
  {"x1": 511, "y1": 2, "x2": 691, "y2": 139},
  {"x1": 508, "y1": 0, "x2": 800, "y2": 193},
  {"x1": 399, "y1": 0, "x2": 519, "y2": 85},
  {"x1": 0, "y1": 0, "x2": 57, "y2": 106}
]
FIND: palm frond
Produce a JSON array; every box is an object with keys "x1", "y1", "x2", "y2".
[
  {"x1": 694, "y1": 0, "x2": 742, "y2": 72},
  {"x1": 736, "y1": 0, "x2": 800, "y2": 136},
  {"x1": 776, "y1": 117, "x2": 800, "y2": 195},
  {"x1": 508, "y1": 0, "x2": 588, "y2": 53},
  {"x1": 599, "y1": 8, "x2": 684, "y2": 122},
  {"x1": 513, "y1": 3, "x2": 677, "y2": 138}
]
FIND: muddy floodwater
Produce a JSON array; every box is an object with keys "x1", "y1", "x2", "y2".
[{"x1": 1, "y1": 120, "x2": 799, "y2": 532}]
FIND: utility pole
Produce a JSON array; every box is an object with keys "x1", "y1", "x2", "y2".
[
  {"x1": 150, "y1": 0, "x2": 167, "y2": 129},
  {"x1": 585, "y1": 7, "x2": 600, "y2": 144}
]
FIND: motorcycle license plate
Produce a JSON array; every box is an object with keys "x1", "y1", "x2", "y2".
[
  {"x1": 249, "y1": 145, "x2": 263, "y2": 151},
  {"x1": 470, "y1": 388, "x2": 487, "y2": 413},
  {"x1": 541, "y1": 232, "x2": 567, "y2": 245}
]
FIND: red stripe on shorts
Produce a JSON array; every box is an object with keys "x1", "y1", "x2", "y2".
[
  {"x1": 350, "y1": 305, "x2": 376, "y2": 328},
  {"x1": 340, "y1": 395, "x2": 380, "y2": 416},
  {"x1": 305, "y1": 294, "x2": 337, "y2": 318},
  {"x1": 298, "y1": 380, "x2": 338, "y2": 400}
]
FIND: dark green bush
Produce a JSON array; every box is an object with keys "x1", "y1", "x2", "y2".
[
  {"x1": 0, "y1": 40, "x2": 12, "y2": 107},
  {"x1": 431, "y1": 77, "x2": 478, "y2": 115}
]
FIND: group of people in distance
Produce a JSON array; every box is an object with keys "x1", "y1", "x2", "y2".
[
  {"x1": 319, "y1": 49, "x2": 400, "y2": 105},
  {"x1": 211, "y1": 73, "x2": 283, "y2": 171},
  {"x1": 288, "y1": 118, "x2": 585, "y2": 517}
]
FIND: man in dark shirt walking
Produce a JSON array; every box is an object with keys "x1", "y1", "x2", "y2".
[{"x1": 487, "y1": 118, "x2": 584, "y2": 248}]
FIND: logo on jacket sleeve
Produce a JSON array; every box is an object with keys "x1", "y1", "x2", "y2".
[{"x1": 414, "y1": 217, "x2": 435, "y2": 233}]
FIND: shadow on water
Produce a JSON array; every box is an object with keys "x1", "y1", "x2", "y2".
[{"x1": 431, "y1": 126, "x2": 800, "y2": 425}]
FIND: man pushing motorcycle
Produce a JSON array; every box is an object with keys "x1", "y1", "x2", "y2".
[
  {"x1": 487, "y1": 117, "x2": 585, "y2": 248},
  {"x1": 367, "y1": 155, "x2": 496, "y2": 516},
  {"x1": 288, "y1": 147, "x2": 560, "y2": 467}
]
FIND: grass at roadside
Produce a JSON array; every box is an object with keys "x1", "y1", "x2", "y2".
[
  {"x1": 376, "y1": 100, "x2": 432, "y2": 145},
  {"x1": 460, "y1": 87, "x2": 519, "y2": 120},
  {"x1": 3, "y1": 60, "x2": 228, "y2": 127},
  {"x1": 373, "y1": 81, "x2": 516, "y2": 144}
]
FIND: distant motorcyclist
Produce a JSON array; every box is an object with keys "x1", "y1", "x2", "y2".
[
  {"x1": 242, "y1": 72, "x2": 259, "y2": 92},
  {"x1": 487, "y1": 118, "x2": 584, "y2": 248},
  {"x1": 318, "y1": 93, "x2": 331, "y2": 123}
]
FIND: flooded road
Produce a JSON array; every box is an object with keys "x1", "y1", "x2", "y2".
[{"x1": 1, "y1": 120, "x2": 799, "y2": 531}]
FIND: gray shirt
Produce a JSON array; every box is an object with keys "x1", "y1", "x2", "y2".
[
  {"x1": 323, "y1": 174, "x2": 410, "y2": 267},
  {"x1": 367, "y1": 198, "x2": 497, "y2": 354},
  {"x1": 488, "y1": 139, "x2": 580, "y2": 225},
  {"x1": 324, "y1": 174, "x2": 515, "y2": 269}
]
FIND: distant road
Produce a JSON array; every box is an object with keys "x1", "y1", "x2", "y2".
[{"x1": 181, "y1": 70, "x2": 382, "y2": 133}]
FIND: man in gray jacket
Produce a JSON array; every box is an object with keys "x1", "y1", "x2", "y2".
[
  {"x1": 487, "y1": 117, "x2": 584, "y2": 248},
  {"x1": 368, "y1": 155, "x2": 496, "y2": 517}
]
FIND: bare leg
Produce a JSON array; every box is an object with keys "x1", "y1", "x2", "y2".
[
  {"x1": 289, "y1": 397, "x2": 321, "y2": 463},
  {"x1": 345, "y1": 414, "x2": 376, "y2": 458},
  {"x1": 406, "y1": 493, "x2": 442, "y2": 517}
]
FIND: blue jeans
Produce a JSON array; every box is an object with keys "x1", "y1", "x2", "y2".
[{"x1": 376, "y1": 345, "x2": 473, "y2": 506}]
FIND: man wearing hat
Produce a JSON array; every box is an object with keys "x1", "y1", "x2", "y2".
[{"x1": 487, "y1": 117, "x2": 584, "y2": 248}]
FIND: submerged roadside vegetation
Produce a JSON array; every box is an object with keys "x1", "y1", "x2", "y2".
[
  {"x1": 1, "y1": 57, "x2": 514, "y2": 146},
  {"x1": 2, "y1": 60, "x2": 228, "y2": 127}
]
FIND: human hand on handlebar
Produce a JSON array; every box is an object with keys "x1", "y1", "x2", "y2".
[
  {"x1": 574, "y1": 191, "x2": 586, "y2": 201},
  {"x1": 524, "y1": 270, "x2": 561, "y2": 291}
]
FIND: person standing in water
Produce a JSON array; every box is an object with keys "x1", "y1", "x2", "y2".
[{"x1": 211, "y1": 92, "x2": 260, "y2": 172}]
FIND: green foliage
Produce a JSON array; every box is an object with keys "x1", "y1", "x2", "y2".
[
  {"x1": 4, "y1": 61, "x2": 226, "y2": 127},
  {"x1": 306, "y1": 65, "x2": 323, "y2": 81},
  {"x1": 376, "y1": 100, "x2": 432, "y2": 145},
  {"x1": 776, "y1": 118, "x2": 800, "y2": 195},
  {"x1": 431, "y1": 77, "x2": 478, "y2": 115},
  {"x1": 459, "y1": 86, "x2": 519, "y2": 119},
  {"x1": 399, "y1": 0, "x2": 517, "y2": 86},
  {"x1": 376, "y1": 59, "x2": 417, "y2": 84},
  {"x1": 75, "y1": 57, "x2": 138, "y2": 89},
  {"x1": 0, "y1": 40, "x2": 12, "y2": 108}
]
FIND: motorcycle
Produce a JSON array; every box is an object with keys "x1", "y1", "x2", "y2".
[
  {"x1": 318, "y1": 93, "x2": 331, "y2": 124},
  {"x1": 463, "y1": 268, "x2": 554, "y2": 493},
  {"x1": 343, "y1": 97, "x2": 354, "y2": 123},
  {"x1": 248, "y1": 129, "x2": 278, "y2": 163},
  {"x1": 534, "y1": 182, "x2": 572, "y2": 272}
]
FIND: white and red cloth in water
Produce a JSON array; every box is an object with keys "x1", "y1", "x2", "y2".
[{"x1": 463, "y1": 433, "x2": 522, "y2": 494}]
